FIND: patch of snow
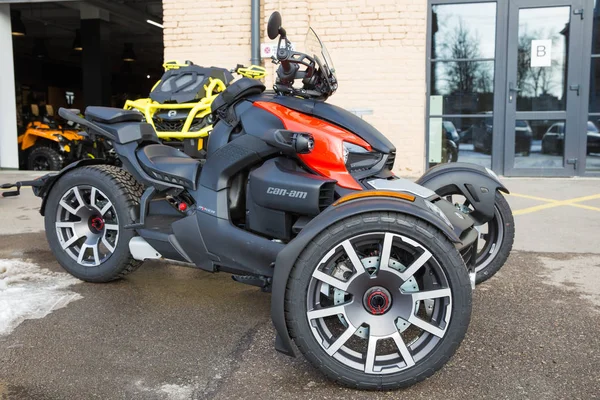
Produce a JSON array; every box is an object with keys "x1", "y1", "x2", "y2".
[
  {"x1": 0, "y1": 259, "x2": 82, "y2": 336},
  {"x1": 158, "y1": 384, "x2": 195, "y2": 400},
  {"x1": 134, "y1": 380, "x2": 197, "y2": 400}
]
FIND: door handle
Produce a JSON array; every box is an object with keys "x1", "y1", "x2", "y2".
[{"x1": 508, "y1": 82, "x2": 521, "y2": 103}]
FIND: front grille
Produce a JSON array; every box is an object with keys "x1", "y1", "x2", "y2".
[
  {"x1": 153, "y1": 119, "x2": 184, "y2": 132},
  {"x1": 152, "y1": 117, "x2": 208, "y2": 133},
  {"x1": 385, "y1": 152, "x2": 396, "y2": 170}
]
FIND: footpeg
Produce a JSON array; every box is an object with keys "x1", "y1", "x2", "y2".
[
  {"x1": 1, "y1": 182, "x2": 22, "y2": 197},
  {"x1": 231, "y1": 275, "x2": 272, "y2": 292}
]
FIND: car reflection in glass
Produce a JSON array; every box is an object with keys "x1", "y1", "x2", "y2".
[
  {"x1": 542, "y1": 121, "x2": 600, "y2": 155},
  {"x1": 466, "y1": 113, "x2": 532, "y2": 156}
]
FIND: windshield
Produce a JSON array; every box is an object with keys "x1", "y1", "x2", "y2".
[
  {"x1": 304, "y1": 28, "x2": 335, "y2": 75},
  {"x1": 588, "y1": 121, "x2": 599, "y2": 132}
]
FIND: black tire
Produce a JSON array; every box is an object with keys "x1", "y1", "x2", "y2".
[
  {"x1": 473, "y1": 192, "x2": 514, "y2": 284},
  {"x1": 44, "y1": 165, "x2": 144, "y2": 282},
  {"x1": 27, "y1": 145, "x2": 63, "y2": 171},
  {"x1": 285, "y1": 212, "x2": 472, "y2": 390}
]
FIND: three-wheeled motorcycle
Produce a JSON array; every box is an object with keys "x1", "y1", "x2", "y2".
[{"x1": 1, "y1": 12, "x2": 513, "y2": 390}]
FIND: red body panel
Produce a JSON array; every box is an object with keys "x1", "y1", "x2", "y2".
[{"x1": 254, "y1": 101, "x2": 371, "y2": 190}]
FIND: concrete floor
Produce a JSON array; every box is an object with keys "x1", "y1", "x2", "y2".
[{"x1": 1, "y1": 172, "x2": 599, "y2": 399}]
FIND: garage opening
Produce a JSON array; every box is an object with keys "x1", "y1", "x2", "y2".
[{"x1": 5, "y1": 0, "x2": 163, "y2": 170}]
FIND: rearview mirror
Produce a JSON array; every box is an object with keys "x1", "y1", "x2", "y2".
[{"x1": 267, "y1": 12, "x2": 282, "y2": 40}]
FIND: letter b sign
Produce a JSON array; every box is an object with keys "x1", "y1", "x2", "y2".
[{"x1": 531, "y1": 39, "x2": 552, "y2": 67}]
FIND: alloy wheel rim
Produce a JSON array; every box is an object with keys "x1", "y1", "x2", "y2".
[
  {"x1": 445, "y1": 194, "x2": 504, "y2": 273},
  {"x1": 474, "y1": 206, "x2": 504, "y2": 273},
  {"x1": 55, "y1": 185, "x2": 119, "y2": 267},
  {"x1": 306, "y1": 232, "x2": 452, "y2": 375}
]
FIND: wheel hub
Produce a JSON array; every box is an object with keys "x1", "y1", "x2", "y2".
[
  {"x1": 334, "y1": 256, "x2": 421, "y2": 337},
  {"x1": 363, "y1": 287, "x2": 392, "y2": 315},
  {"x1": 89, "y1": 215, "x2": 105, "y2": 234}
]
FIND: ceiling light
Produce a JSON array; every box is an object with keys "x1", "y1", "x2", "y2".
[
  {"x1": 122, "y1": 43, "x2": 136, "y2": 62},
  {"x1": 11, "y1": 10, "x2": 26, "y2": 36},
  {"x1": 146, "y1": 19, "x2": 164, "y2": 29},
  {"x1": 72, "y1": 29, "x2": 82, "y2": 51}
]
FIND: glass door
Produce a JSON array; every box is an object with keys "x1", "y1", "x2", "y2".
[{"x1": 505, "y1": 0, "x2": 585, "y2": 176}]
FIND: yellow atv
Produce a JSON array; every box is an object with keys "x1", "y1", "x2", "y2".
[
  {"x1": 18, "y1": 105, "x2": 84, "y2": 171},
  {"x1": 124, "y1": 61, "x2": 266, "y2": 158}
]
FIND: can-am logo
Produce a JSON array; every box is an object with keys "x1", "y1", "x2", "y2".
[
  {"x1": 267, "y1": 187, "x2": 307, "y2": 199},
  {"x1": 167, "y1": 110, "x2": 177, "y2": 117}
]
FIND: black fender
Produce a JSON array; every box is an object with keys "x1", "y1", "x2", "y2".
[
  {"x1": 270, "y1": 195, "x2": 465, "y2": 357},
  {"x1": 416, "y1": 162, "x2": 508, "y2": 225},
  {"x1": 35, "y1": 159, "x2": 109, "y2": 216}
]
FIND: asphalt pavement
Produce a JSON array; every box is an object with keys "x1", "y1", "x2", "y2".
[{"x1": 1, "y1": 172, "x2": 599, "y2": 399}]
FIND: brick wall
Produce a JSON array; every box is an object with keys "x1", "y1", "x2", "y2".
[{"x1": 163, "y1": 0, "x2": 428, "y2": 176}]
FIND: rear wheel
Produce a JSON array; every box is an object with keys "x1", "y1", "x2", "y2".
[
  {"x1": 445, "y1": 192, "x2": 514, "y2": 284},
  {"x1": 44, "y1": 165, "x2": 144, "y2": 282},
  {"x1": 27, "y1": 145, "x2": 63, "y2": 171},
  {"x1": 286, "y1": 213, "x2": 472, "y2": 390}
]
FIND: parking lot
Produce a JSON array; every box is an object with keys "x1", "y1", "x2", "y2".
[{"x1": 1, "y1": 172, "x2": 600, "y2": 399}]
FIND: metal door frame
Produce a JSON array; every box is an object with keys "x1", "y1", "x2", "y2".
[
  {"x1": 425, "y1": 0, "x2": 595, "y2": 176},
  {"x1": 425, "y1": 0, "x2": 508, "y2": 173},
  {"x1": 503, "y1": 0, "x2": 589, "y2": 176}
]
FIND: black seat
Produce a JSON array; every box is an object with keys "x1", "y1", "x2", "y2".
[
  {"x1": 136, "y1": 144, "x2": 201, "y2": 190},
  {"x1": 86, "y1": 106, "x2": 143, "y2": 124}
]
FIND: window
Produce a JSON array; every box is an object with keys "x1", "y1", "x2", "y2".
[
  {"x1": 588, "y1": 4, "x2": 600, "y2": 171},
  {"x1": 428, "y1": 2, "x2": 497, "y2": 168}
]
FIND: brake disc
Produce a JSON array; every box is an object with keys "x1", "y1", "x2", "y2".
[{"x1": 332, "y1": 256, "x2": 427, "y2": 338}]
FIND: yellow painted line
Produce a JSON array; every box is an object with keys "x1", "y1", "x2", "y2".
[
  {"x1": 569, "y1": 203, "x2": 600, "y2": 212},
  {"x1": 513, "y1": 193, "x2": 600, "y2": 215},
  {"x1": 513, "y1": 202, "x2": 563, "y2": 215},
  {"x1": 507, "y1": 192, "x2": 559, "y2": 203}
]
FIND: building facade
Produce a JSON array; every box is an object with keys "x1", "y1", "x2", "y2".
[
  {"x1": 163, "y1": 0, "x2": 429, "y2": 176},
  {"x1": 163, "y1": 0, "x2": 600, "y2": 177}
]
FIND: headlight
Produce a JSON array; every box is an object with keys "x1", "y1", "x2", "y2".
[
  {"x1": 343, "y1": 142, "x2": 382, "y2": 172},
  {"x1": 425, "y1": 200, "x2": 454, "y2": 229}
]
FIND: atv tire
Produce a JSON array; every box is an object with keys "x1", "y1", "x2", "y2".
[
  {"x1": 285, "y1": 212, "x2": 472, "y2": 390},
  {"x1": 44, "y1": 165, "x2": 144, "y2": 282},
  {"x1": 27, "y1": 145, "x2": 63, "y2": 171}
]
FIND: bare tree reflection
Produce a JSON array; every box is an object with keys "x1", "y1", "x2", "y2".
[
  {"x1": 441, "y1": 20, "x2": 492, "y2": 94},
  {"x1": 432, "y1": 18, "x2": 494, "y2": 116}
]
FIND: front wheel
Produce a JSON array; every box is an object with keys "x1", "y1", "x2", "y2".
[
  {"x1": 285, "y1": 213, "x2": 472, "y2": 390},
  {"x1": 44, "y1": 165, "x2": 144, "y2": 282}
]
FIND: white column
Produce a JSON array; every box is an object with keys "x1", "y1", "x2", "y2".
[{"x1": 0, "y1": 4, "x2": 19, "y2": 169}]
